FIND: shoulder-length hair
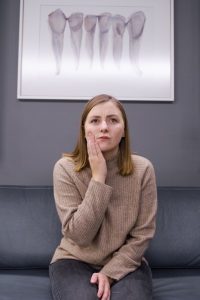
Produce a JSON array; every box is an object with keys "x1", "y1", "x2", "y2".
[{"x1": 64, "y1": 94, "x2": 133, "y2": 176}]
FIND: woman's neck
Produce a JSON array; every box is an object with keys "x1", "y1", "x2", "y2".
[{"x1": 103, "y1": 147, "x2": 119, "y2": 161}]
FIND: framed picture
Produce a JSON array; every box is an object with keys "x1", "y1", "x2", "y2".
[{"x1": 17, "y1": 0, "x2": 174, "y2": 101}]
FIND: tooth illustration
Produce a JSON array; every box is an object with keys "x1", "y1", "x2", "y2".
[
  {"x1": 68, "y1": 13, "x2": 84, "y2": 69},
  {"x1": 98, "y1": 13, "x2": 112, "y2": 68},
  {"x1": 48, "y1": 9, "x2": 67, "y2": 75},
  {"x1": 112, "y1": 15, "x2": 126, "y2": 69},
  {"x1": 84, "y1": 15, "x2": 97, "y2": 67},
  {"x1": 127, "y1": 11, "x2": 146, "y2": 75}
]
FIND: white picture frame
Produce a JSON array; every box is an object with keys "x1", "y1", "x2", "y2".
[{"x1": 17, "y1": 0, "x2": 174, "y2": 101}]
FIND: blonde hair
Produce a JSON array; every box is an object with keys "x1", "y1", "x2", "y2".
[{"x1": 64, "y1": 94, "x2": 133, "y2": 176}]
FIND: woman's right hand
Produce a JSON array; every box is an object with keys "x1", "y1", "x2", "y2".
[{"x1": 86, "y1": 132, "x2": 107, "y2": 183}]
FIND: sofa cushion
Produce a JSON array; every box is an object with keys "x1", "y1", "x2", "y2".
[
  {"x1": 0, "y1": 186, "x2": 61, "y2": 269},
  {"x1": 152, "y1": 269, "x2": 200, "y2": 300},
  {"x1": 0, "y1": 269, "x2": 52, "y2": 300},
  {"x1": 146, "y1": 187, "x2": 200, "y2": 268}
]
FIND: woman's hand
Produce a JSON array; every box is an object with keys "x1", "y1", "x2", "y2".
[
  {"x1": 86, "y1": 132, "x2": 107, "y2": 183},
  {"x1": 90, "y1": 272, "x2": 113, "y2": 300}
]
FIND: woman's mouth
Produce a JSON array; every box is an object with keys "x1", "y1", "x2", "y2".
[{"x1": 97, "y1": 136, "x2": 110, "y2": 140}]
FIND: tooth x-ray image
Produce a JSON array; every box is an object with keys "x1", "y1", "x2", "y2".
[
  {"x1": 18, "y1": 0, "x2": 173, "y2": 101},
  {"x1": 48, "y1": 9, "x2": 146, "y2": 75}
]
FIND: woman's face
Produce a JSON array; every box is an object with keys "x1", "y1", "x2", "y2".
[{"x1": 84, "y1": 101, "x2": 125, "y2": 158}]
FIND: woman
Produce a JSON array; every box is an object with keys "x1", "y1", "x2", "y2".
[{"x1": 49, "y1": 94, "x2": 157, "y2": 300}]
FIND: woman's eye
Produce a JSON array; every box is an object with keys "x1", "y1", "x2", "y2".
[
  {"x1": 91, "y1": 119, "x2": 98, "y2": 124},
  {"x1": 110, "y1": 118, "x2": 118, "y2": 123}
]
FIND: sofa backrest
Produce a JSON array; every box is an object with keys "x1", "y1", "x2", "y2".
[
  {"x1": 0, "y1": 186, "x2": 61, "y2": 269},
  {"x1": 0, "y1": 186, "x2": 200, "y2": 269},
  {"x1": 146, "y1": 187, "x2": 200, "y2": 268}
]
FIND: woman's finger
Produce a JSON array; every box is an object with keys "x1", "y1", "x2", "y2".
[
  {"x1": 98, "y1": 276, "x2": 110, "y2": 300},
  {"x1": 90, "y1": 273, "x2": 98, "y2": 284},
  {"x1": 87, "y1": 133, "x2": 102, "y2": 158},
  {"x1": 87, "y1": 133, "x2": 97, "y2": 156},
  {"x1": 97, "y1": 276, "x2": 104, "y2": 298}
]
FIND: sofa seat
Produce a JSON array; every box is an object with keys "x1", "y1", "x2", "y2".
[
  {"x1": 152, "y1": 269, "x2": 200, "y2": 300},
  {"x1": 0, "y1": 269, "x2": 52, "y2": 300},
  {"x1": 1, "y1": 268, "x2": 200, "y2": 300}
]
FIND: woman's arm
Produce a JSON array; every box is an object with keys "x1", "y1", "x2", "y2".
[
  {"x1": 100, "y1": 161, "x2": 157, "y2": 281},
  {"x1": 53, "y1": 159, "x2": 113, "y2": 247}
]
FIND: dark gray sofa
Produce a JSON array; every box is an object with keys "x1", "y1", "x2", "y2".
[{"x1": 0, "y1": 186, "x2": 200, "y2": 300}]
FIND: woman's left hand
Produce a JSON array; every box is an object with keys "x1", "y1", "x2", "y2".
[{"x1": 90, "y1": 272, "x2": 113, "y2": 300}]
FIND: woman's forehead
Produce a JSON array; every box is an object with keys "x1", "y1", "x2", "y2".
[{"x1": 87, "y1": 101, "x2": 122, "y2": 117}]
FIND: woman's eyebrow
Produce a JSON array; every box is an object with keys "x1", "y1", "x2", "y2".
[
  {"x1": 88, "y1": 114, "x2": 120, "y2": 119},
  {"x1": 107, "y1": 114, "x2": 120, "y2": 118},
  {"x1": 88, "y1": 115, "x2": 101, "y2": 119}
]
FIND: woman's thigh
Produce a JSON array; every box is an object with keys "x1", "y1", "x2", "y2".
[
  {"x1": 111, "y1": 261, "x2": 153, "y2": 300},
  {"x1": 49, "y1": 259, "x2": 152, "y2": 300},
  {"x1": 49, "y1": 259, "x2": 98, "y2": 300}
]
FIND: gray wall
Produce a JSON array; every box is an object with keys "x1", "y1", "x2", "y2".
[{"x1": 0, "y1": 0, "x2": 200, "y2": 186}]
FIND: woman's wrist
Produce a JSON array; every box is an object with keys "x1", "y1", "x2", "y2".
[
  {"x1": 92, "y1": 175, "x2": 106, "y2": 184},
  {"x1": 108, "y1": 276, "x2": 114, "y2": 285}
]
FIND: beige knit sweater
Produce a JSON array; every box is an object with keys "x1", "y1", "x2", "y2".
[{"x1": 51, "y1": 154, "x2": 157, "y2": 281}]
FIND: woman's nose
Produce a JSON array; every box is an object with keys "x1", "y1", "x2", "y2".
[{"x1": 100, "y1": 120, "x2": 108, "y2": 131}]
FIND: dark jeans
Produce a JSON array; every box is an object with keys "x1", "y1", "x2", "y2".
[{"x1": 49, "y1": 259, "x2": 153, "y2": 300}]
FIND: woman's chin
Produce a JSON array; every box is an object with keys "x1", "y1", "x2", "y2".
[
  {"x1": 100, "y1": 146, "x2": 119, "y2": 158},
  {"x1": 99, "y1": 145, "x2": 111, "y2": 152}
]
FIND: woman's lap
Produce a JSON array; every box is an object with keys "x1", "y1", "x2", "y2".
[
  {"x1": 49, "y1": 259, "x2": 97, "y2": 300},
  {"x1": 49, "y1": 259, "x2": 152, "y2": 300}
]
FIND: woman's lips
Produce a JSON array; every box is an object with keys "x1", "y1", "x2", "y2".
[{"x1": 97, "y1": 136, "x2": 110, "y2": 140}]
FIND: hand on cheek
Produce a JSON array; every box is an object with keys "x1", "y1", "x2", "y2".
[
  {"x1": 86, "y1": 132, "x2": 107, "y2": 183},
  {"x1": 86, "y1": 131, "x2": 100, "y2": 156}
]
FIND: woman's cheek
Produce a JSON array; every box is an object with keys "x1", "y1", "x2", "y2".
[{"x1": 85, "y1": 126, "x2": 97, "y2": 140}]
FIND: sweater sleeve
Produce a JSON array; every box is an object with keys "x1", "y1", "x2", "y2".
[
  {"x1": 100, "y1": 161, "x2": 157, "y2": 280},
  {"x1": 53, "y1": 159, "x2": 113, "y2": 247}
]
